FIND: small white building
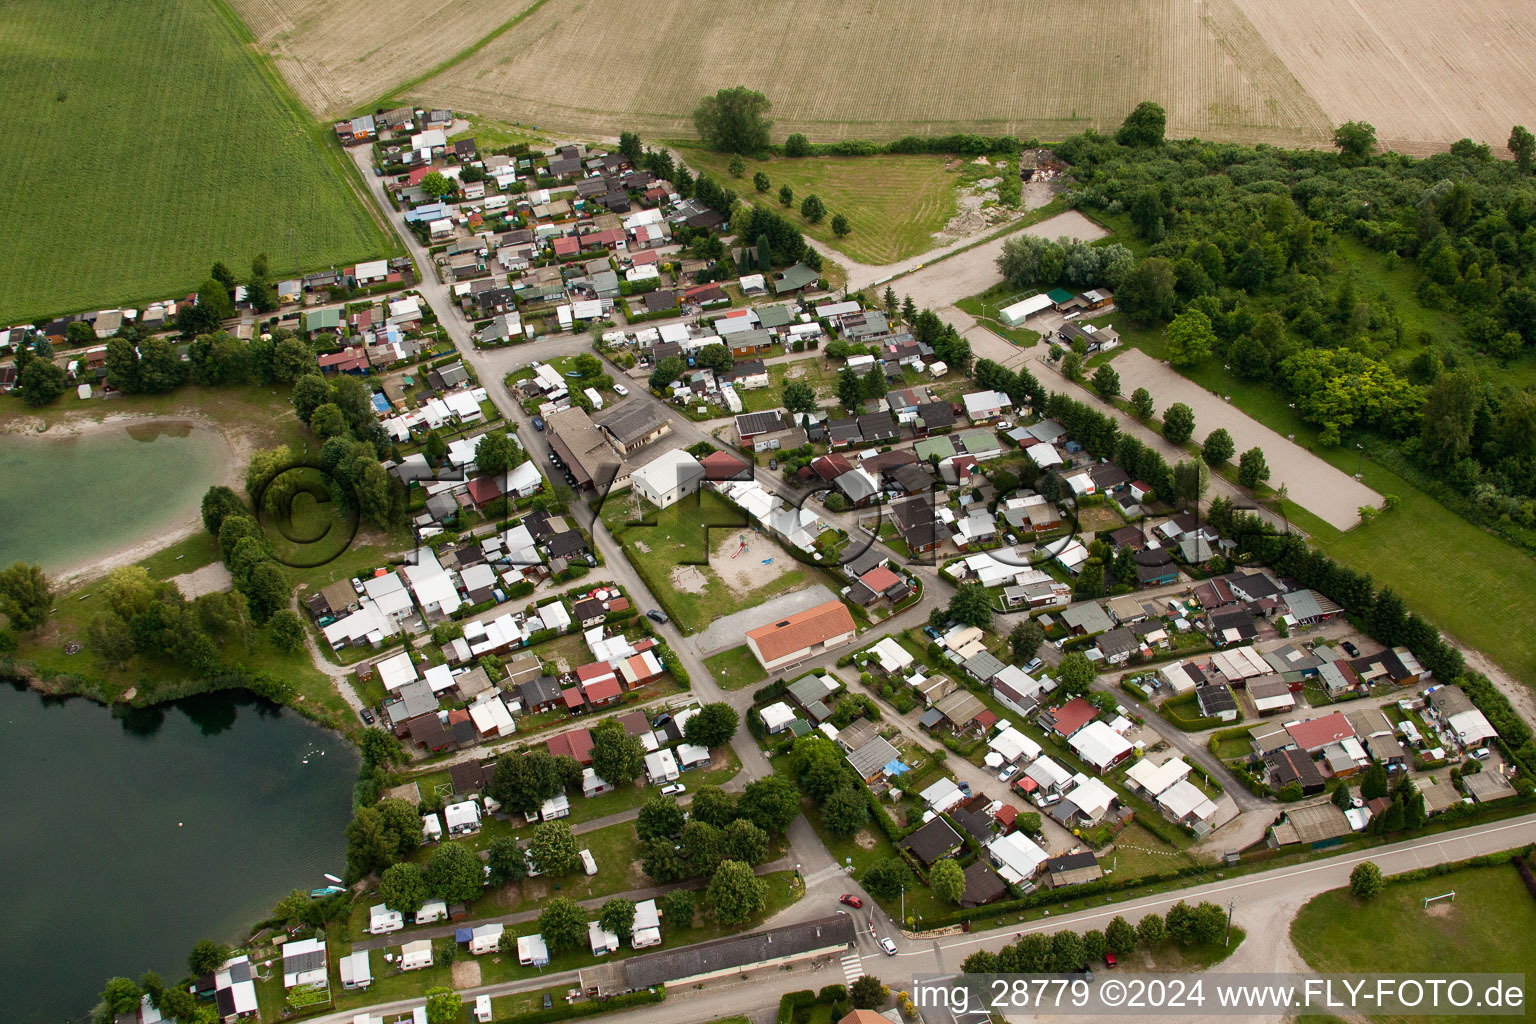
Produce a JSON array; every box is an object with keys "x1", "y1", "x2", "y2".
[
  {"x1": 677, "y1": 742, "x2": 711, "y2": 769},
  {"x1": 474, "y1": 996, "x2": 493, "y2": 1023},
  {"x1": 399, "y1": 939, "x2": 433, "y2": 971},
  {"x1": 541, "y1": 793, "x2": 571, "y2": 820},
  {"x1": 759, "y1": 701, "x2": 796, "y2": 734},
  {"x1": 369, "y1": 904, "x2": 404, "y2": 935},
  {"x1": 444, "y1": 800, "x2": 483, "y2": 835},
  {"x1": 338, "y1": 950, "x2": 371, "y2": 990},
  {"x1": 421, "y1": 812, "x2": 443, "y2": 842},
  {"x1": 517, "y1": 933, "x2": 550, "y2": 966},
  {"x1": 469, "y1": 923, "x2": 505, "y2": 955},
  {"x1": 588, "y1": 920, "x2": 620, "y2": 955},
  {"x1": 631, "y1": 898, "x2": 661, "y2": 948},
  {"x1": 644, "y1": 748, "x2": 680, "y2": 784},
  {"x1": 415, "y1": 900, "x2": 448, "y2": 925},
  {"x1": 986, "y1": 830, "x2": 1049, "y2": 884},
  {"x1": 632, "y1": 449, "x2": 706, "y2": 509},
  {"x1": 580, "y1": 848, "x2": 598, "y2": 875},
  {"x1": 282, "y1": 937, "x2": 327, "y2": 989}
]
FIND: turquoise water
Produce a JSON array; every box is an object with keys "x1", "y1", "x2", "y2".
[
  {"x1": 0, "y1": 422, "x2": 230, "y2": 572},
  {"x1": 0, "y1": 685, "x2": 356, "y2": 1023}
]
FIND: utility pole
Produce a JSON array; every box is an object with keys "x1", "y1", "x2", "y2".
[{"x1": 1224, "y1": 898, "x2": 1235, "y2": 946}]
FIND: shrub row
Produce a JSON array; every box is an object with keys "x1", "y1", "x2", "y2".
[{"x1": 496, "y1": 986, "x2": 663, "y2": 1024}]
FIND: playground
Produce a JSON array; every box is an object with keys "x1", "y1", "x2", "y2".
[{"x1": 714, "y1": 529, "x2": 794, "y2": 597}]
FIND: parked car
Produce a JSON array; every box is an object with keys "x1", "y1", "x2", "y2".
[
  {"x1": 957, "y1": 781, "x2": 972, "y2": 796},
  {"x1": 1472, "y1": 747, "x2": 1491, "y2": 760},
  {"x1": 359, "y1": 708, "x2": 375, "y2": 725},
  {"x1": 651, "y1": 712, "x2": 673, "y2": 728},
  {"x1": 647, "y1": 609, "x2": 669, "y2": 624},
  {"x1": 350, "y1": 577, "x2": 365, "y2": 595},
  {"x1": 879, "y1": 937, "x2": 898, "y2": 956},
  {"x1": 1104, "y1": 952, "x2": 1117, "y2": 968},
  {"x1": 998, "y1": 763, "x2": 1019, "y2": 783},
  {"x1": 1341, "y1": 640, "x2": 1360, "y2": 657},
  {"x1": 768, "y1": 458, "x2": 778, "y2": 470},
  {"x1": 613, "y1": 383, "x2": 629, "y2": 397},
  {"x1": 542, "y1": 994, "x2": 553, "y2": 1010},
  {"x1": 531, "y1": 416, "x2": 545, "y2": 431},
  {"x1": 923, "y1": 626, "x2": 943, "y2": 640},
  {"x1": 839, "y1": 894, "x2": 863, "y2": 909},
  {"x1": 661, "y1": 783, "x2": 686, "y2": 796},
  {"x1": 1024, "y1": 657, "x2": 1043, "y2": 674}
]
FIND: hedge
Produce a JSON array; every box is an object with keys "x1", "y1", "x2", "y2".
[
  {"x1": 925, "y1": 858, "x2": 1217, "y2": 929},
  {"x1": 777, "y1": 991, "x2": 817, "y2": 1024},
  {"x1": 1158, "y1": 691, "x2": 1224, "y2": 732},
  {"x1": 1460, "y1": 672, "x2": 1536, "y2": 782},
  {"x1": 1120, "y1": 679, "x2": 1150, "y2": 701},
  {"x1": 496, "y1": 986, "x2": 663, "y2": 1024},
  {"x1": 754, "y1": 680, "x2": 788, "y2": 704}
]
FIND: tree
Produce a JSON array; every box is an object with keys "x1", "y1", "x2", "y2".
[
  {"x1": 693, "y1": 86, "x2": 773, "y2": 153},
  {"x1": 782, "y1": 379, "x2": 816, "y2": 413},
  {"x1": 801, "y1": 194, "x2": 826, "y2": 223},
  {"x1": 948, "y1": 581, "x2": 993, "y2": 630},
  {"x1": 860, "y1": 857, "x2": 910, "y2": 900},
  {"x1": 101, "y1": 978, "x2": 142, "y2": 1017},
  {"x1": 738, "y1": 774, "x2": 800, "y2": 834},
  {"x1": 1091, "y1": 364, "x2": 1121, "y2": 399},
  {"x1": 424, "y1": 987, "x2": 463, "y2": 1024},
  {"x1": 89, "y1": 613, "x2": 135, "y2": 664},
  {"x1": 486, "y1": 836, "x2": 528, "y2": 887},
  {"x1": 1118, "y1": 258, "x2": 1178, "y2": 323},
  {"x1": 642, "y1": 838, "x2": 689, "y2": 883},
  {"x1": 929, "y1": 858, "x2": 966, "y2": 905},
  {"x1": 823, "y1": 785, "x2": 871, "y2": 838},
  {"x1": 1349, "y1": 861, "x2": 1383, "y2": 900},
  {"x1": 850, "y1": 976, "x2": 889, "y2": 1010},
  {"x1": 200, "y1": 486, "x2": 247, "y2": 537},
  {"x1": 862, "y1": 363, "x2": 887, "y2": 401},
  {"x1": 837, "y1": 366, "x2": 864, "y2": 410},
  {"x1": 1162, "y1": 402, "x2": 1196, "y2": 444},
  {"x1": 690, "y1": 785, "x2": 740, "y2": 829},
  {"x1": 619, "y1": 131, "x2": 642, "y2": 162},
  {"x1": 379, "y1": 861, "x2": 429, "y2": 913},
  {"x1": 600, "y1": 897, "x2": 637, "y2": 941},
  {"x1": 18, "y1": 358, "x2": 66, "y2": 406},
  {"x1": 1056, "y1": 651, "x2": 1096, "y2": 696},
  {"x1": 636, "y1": 795, "x2": 686, "y2": 841},
  {"x1": 831, "y1": 213, "x2": 851, "y2": 237},
  {"x1": 1083, "y1": 929, "x2": 1108, "y2": 962},
  {"x1": 420, "y1": 171, "x2": 456, "y2": 199},
  {"x1": 475, "y1": 431, "x2": 522, "y2": 476},
  {"x1": 1333, "y1": 121, "x2": 1377, "y2": 164},
  {"x1": 649, "y1": 354, "x2": 686, "y2": 392},
  {"x1": 1332, "y1": 783, "x2": 1353, "y2": 811},
  {"x1": 753, "y1": 171, "x2": 771, "y2": 192},
  {"x1": 784, "y1": 133, "x2": 811, "y2": 157},
  {"x1": 659, "y1": 888, "x2": 696, "y2": 927},
  {"x1": 722, "y1": 818, "x2": 769, "y2": 865},
  {"x1": 1173, "y1": 459, "x2": 1209, "y2": 505},
  {"x1": 728, "y1": 155, "x2": 746, "y2": 178},
  {"x1": 1128, "y1": 387, "x2": 1155, "y2": 419},
  {"x1": 1116, "y1": 101, "x2": 1166, "y2": 146},
  {"x1": 266, "y1": 609, "x2": 304, "y2": 652},
  {"x1": 590, "y1": 718, "x2": 645, "y2": 786},
  {"x1": 1165, "y1": 309, "x2": 1215, "y2": 367},
  {"x1": 778, "y1": 184, "x2": 793, "y2": 207},
  {"x1": 1061, "y1": 351, "x2": 1082, "y2": 380},
  {"x1": 529, "y1": 820, "x2": 582, "y2": 877},
  {"x1": 1510, "y1": 125, "x2": 1536, "y2": 174},
  {"x1": 681, "y1": 819, "x2": 724, "y2": 877},
  {"x1": 1050, "y1": 930, "x2": 1086, "y2": 971},
  {"x1": 1359, "y1": 762, "x2": 1389, "y2": 801},
  {"x1": 685, "y1": 702, "x2": 740, "y2": 747},
  {"x1": 0, "y1": 562, "x2": 52, "y2": 632},
  {"x1": 539, "y1": 897, "x2": 588, "y2": 952},
  {"x1": 1105, "y1": 915, "x2": 1137, "y2": 955},
  {"x1": 187, "y1": 939, "x2": 231, "y2": 976},
  {"x1": 1237, "y1": 447, "x2": 1270, "y2": 489},
  {"x1": 424, "y1": 841, "x2": 483, "y2": 904},
  {"x1": 1010, "y1": 619, "x2": 1044, "y2": 662},
  {"x1": 1202, "y1": 428, "x2": 1235, "y2": 467},
  {"x1": 1165, "y1": 900, "x2": 1196, "y2": 944},
  {"x1": 1136, "y1": 912, "x2": 1165, "y2": 947},
  {"x1": 705, "y1": 860, "x2": 768, "y2": 925}
]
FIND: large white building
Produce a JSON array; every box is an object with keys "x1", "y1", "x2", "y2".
[{"x1": 631, "y1": 449, "x2": 705, "y2": 508}]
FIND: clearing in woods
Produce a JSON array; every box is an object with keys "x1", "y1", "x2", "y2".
[
  {"x1": 0, "y1": 0, "x2": 392, "y2": 324},
  {"x1": 679, "y1": 149, "x2": 961, "y2": 265},
  {"x1": 398, "y1": 0, "x2": 1334, "y2": 146}
]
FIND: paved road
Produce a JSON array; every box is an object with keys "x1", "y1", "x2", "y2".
[{"x1": 306, "y1": 813, "x2": 1536, "y2": 1024}]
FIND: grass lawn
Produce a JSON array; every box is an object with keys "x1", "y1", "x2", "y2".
[
  {"x1": 680, "y1": 148, "x2": 960, "y2": 265},
  {"x1": 805, "y1": 799, "x2": 950, "y2": 928},
  {"x1": 0, "y1": 0, "x2": 392, "y2": 323},
  {"x1": 1290, "y1": 863, "x2": 1535, "y2": 1023},
  {"x1": 704, "y1": 645, "x2": 769, "y2": 691},
  {"x1": 738, "y1": 358, "x2": 840, "y2": 414},
  {"x1": 956, "y1": 285, "x2": 1043, "y2": 348},
  {"x1": 601, "y1": 489, "x2": 815, "y2": 633}
]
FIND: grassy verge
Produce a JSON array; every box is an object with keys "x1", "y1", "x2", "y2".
[
  {"x1": 704, "y1": 645, "x2": 769, "y2": 691},
  {"x1": 956, "y1": 286, "x2": 1043, "y2": 347}
]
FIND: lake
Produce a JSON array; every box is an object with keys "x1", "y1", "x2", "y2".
[
  {"x1": 0, "y1": 685, "x2": 356, "y2": 1023},
  {"x1": 0, "y1": 420, "x2": 231, "y2": 573}
]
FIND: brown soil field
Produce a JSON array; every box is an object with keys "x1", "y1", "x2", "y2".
[
  {"x1": 403, "y1": 0, "x2": 1335, "y2": 145},
  {"x1": 229, "y1": 0, "x2": 530, "y2": 117},
  {"x1": 1232, "y1": 0, "x2": 1536, "y2": 154}
]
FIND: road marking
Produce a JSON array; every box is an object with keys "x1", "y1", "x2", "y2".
[{"x1": 841, "y1": 953, "x2": 866, "y2": 984}]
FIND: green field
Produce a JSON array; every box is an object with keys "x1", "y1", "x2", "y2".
[
  {"x1": 1291, "y1": 863, "x2": 1536, "y2": 1024},
  {"x1": 0, "y1": 0, "x2": 392, "y2": 323},
  {"x1": 703, "y1": 645, "x2": 768, "y2": 691},
  {"x1": 601, "y1": 489, "x2": 815, "y2": 633},
  {"x1": 737, "y1": 358, "x2": 838, "y2": 414},
  {"x1": 680, "y1": 148, "x2": 959, "y2": 265}
]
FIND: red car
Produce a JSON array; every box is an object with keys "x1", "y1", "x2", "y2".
[{"x1": 839, "y1": 894, "x2": 863, "y2": 909}]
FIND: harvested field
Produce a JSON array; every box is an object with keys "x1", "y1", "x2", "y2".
[
  {"x1": 404, "y1": 0, "x2": 1334, "y2": 146},
  {"x1": 0, "y1": 0, "x2": 391, "y2": 324},
  {"x1": 1232, "y1": 0, "x2": 1536, "y2": 153},
  {"x1": 230, "y1": 0, "x2": 532, "y2": 117}
]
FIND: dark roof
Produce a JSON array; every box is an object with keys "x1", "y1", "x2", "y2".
[
  {"x1": 1195, "y1": 683, "x2": 1237, "y2": 714},
  {"x1": 283, "y1": 945, "x2": 327, "y2": 974},
  {"x1": 950, "y1": 806, "x2": 993, "y2": 843},
  {"x1": 520, "y1": 676, "x2": 565, "y2": 707},
  {"x1": 736, "y1": 410, "x2": 787, "y2": 436},
  {"x1": 450, "y1": 760, "x2": 490, "y2": 794},
  {"x1": 901, "y1": 816, "x2": 963, "y2": 865},
  {"x1": 624, "y1": 915, "x2": 854, "y2": 990},
  {"x1": 916, "y1": 401, "x2": 955, "y2": 430},
  {"x1": 1046, "y1": 851, "x2": 1100, "y2": 874},
  {"x1": 857, "y1": 412, "x2": 898, "y2": 442},
  {"x1": 961, "y1": 861, "x2": 1008, "y2": 907},
  {"x1": 547, "y1": 531, "x2": 590, "y2": 557},
  {"x1": 1265, "y1": 748, "x2": 1325, "y2": 790}
]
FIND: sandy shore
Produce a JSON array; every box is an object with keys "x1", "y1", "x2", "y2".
[{"x1": 6, "y1": 411, "x2": 250, "y2": 588}]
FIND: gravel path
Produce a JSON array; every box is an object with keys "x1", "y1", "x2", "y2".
[
  {"x1": 692, "y1": 583, "x2": 838, "y2": 655},
  {"x1": 1110, "y1": 349, "x2": 1380, "y2": 530}
]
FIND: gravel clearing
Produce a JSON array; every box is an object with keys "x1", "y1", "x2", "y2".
[{"x1": 693, "y1": 583, "x2": 838, "y2": 655}]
